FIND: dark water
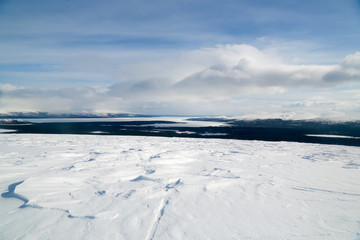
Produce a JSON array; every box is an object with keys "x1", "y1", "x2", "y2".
[{"x1": 0, "y1": 118, "x2": 359, "y2": 147}]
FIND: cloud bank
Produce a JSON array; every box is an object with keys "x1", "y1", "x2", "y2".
[{"x1": 1, "y1": 45, "x2": 359, "y2": 119}]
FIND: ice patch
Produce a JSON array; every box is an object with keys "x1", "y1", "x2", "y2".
[
  {"x1": 306, "y1": 134, "x2": 360, "y2": 139},
  {"x1": 0, "y1": 129, "x2": 17, "y2": 133},
  {"x1": 199, "y1": 132, "x2": 228, "y2": 136},
  {"x1": 90, "y1": 131, "x2": 109, "y2": 134}
]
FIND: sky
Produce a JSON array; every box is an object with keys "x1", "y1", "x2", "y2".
[{"x1": 0, "y1": 0, "x2": 360, "y2": 119}]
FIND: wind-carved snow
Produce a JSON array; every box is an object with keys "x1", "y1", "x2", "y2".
[
  {"x1": 0, "y1": 134, "x2": 359, "y2": 240},
  {"x1": 1, "y1": 181, "x2": 28, "y2": 207},
  {"x1": 147, "y1": 179, "x2": 181, "y2": 240},
  {"x1": 1, "y1": 180, "x2": 95, "y2": 220}
]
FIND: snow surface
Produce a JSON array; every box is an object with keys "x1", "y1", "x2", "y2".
[{"x1": 0, "y1": 134, "x2": 359, "y2": 240}]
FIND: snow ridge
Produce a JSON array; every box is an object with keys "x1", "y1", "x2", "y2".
[{"x1": 1, "y1": 181, "x2": 28, "y2": 207}]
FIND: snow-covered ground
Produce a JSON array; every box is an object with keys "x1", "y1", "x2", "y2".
[{"x1": 0, "y1": 134, "x2": 359, "y2": 240}]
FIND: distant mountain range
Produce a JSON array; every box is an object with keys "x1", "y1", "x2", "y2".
[{"x1": 0, "y1": 112, "x2": 144, "y2": 118}]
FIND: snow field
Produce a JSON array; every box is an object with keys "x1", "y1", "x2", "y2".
[{"x1": 0, "y1": 134, "x2": 359, "y2": 240}]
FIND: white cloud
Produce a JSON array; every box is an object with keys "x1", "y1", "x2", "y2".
[
  {"x1": 105, "y1": 45, "x2": 358, "y2": 100},
  {"x1": 0, "y1": 83, "x2": 23, "y2": 92},
  {"x1": 173, "y1": 46, "x2": 357, "y2": 93},
  {"x1": 323, "y1": 52, "x2": 360, "y2": 84},
  {"x1": 1, "y1": 45, "x2": 359, "y2": 119}
]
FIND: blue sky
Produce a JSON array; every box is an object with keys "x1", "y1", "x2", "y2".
[{"x1": 0, "y1": 0, "x2": 359, "y2": 119}]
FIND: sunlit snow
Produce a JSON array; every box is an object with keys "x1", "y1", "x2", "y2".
[{"x1": 0, "y1": 134, "x2": 359, "y2": 239}]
